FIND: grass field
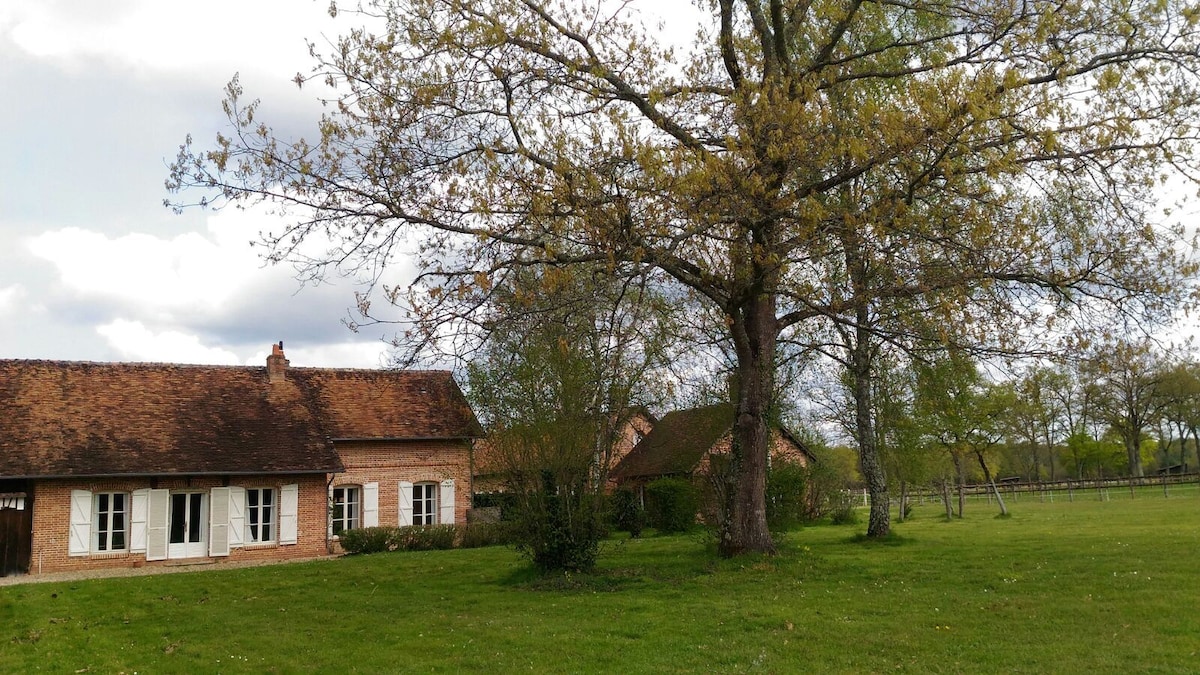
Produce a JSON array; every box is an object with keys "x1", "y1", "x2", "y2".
[{"x1": 3, "y1": 496, "x2": 1198, "y2": 673}]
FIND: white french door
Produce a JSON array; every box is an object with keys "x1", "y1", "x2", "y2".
[{"x1": 167, "y1": 492, "x2": 207, "y2": 559}]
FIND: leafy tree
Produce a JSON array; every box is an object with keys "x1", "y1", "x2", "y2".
[
  {"x1": 1153, "y1": 359, "x2": 1200, "y2": 470},
  {"x1": 169, "y1": 0, "x2": 1200, "y2": 551},
  {"x1": 999, "y1": 366, "x2": 1069, "y2": 481},
  {"x1": 1084, "y1": 340, "x2": 1166, "y2": 478},
  {"x1": 915, "y1": 352, "x2": 1010, "y2": 517},
  {"x1": 466, "y1": 267, "x2": 672, "y2": 571},
  {"x1": 869, "y1": 351, "x2": 937, "y2": 521}
]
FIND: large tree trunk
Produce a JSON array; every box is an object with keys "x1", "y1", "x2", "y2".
[
  {"x1": 1124, "y1": 434, "x2": 1144, "y2": 478},
  {"x1": 720, "y1": 293, "x2": 777, "y2": 557},
  {"x1": 850, "y1": 318, "x2": 890, "y2": 538}
]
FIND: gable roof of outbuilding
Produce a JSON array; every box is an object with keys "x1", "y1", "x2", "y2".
[
  {"x1": 610, "y1": 403, "x2": 735, "y2": 480},
  {"x1": 609, "y1": 402, "x2": 817, "y2": 481},
  {"x1": 0, "y1": 359, "x2": 482, "y2": 479}
]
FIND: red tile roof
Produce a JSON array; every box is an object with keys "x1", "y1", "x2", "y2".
[{"x1": 0, "y1": 359, "x2": 482, "y2": 479}]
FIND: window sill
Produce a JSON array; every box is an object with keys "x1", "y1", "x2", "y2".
[
  {"x1": 87, "y1": 551, "x2": 131, "y2": 559},
  {"x1": 242, "y1": 542, "x2": 277, "y2": 550}
]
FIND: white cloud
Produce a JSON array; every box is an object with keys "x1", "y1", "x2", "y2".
[
  {"x1": 27, "y1": 204, "x2": 417, "y2": 317},
  {"x1": 2, "y1": 0, "x2": 337, "y2": 77},
  {"x1": 27, "y1": 220, "x2": 263, "y2": 315},
  {"x1": 0, "y1": 284, "x2": 25, "y2": 316},
  {"x1": 97, "y1": 319, "x2": 240, "y2": 364}
]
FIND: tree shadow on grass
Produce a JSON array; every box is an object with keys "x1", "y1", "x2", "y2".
[
  {"x1": 498, "y1": 534, "x2": 723, "y2": 592},
  {"x1": 846, "y1": 532, "x2": 913, "y2": 547}
]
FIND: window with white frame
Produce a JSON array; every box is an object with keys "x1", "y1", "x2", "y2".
[
  {"x1": 332, "y1": 486, "x2": 361, "y2": 535},
  {"x1": 412, "y1": 483, "x2": 437, "y2": 525},
  {"x1": 246, "y1": 487, "x2": 276, "y2": 543},
  {"x1": 94, "y1": 492, "x2": 128, "y2": 552}
]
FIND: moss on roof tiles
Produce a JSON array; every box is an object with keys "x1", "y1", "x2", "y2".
[{"x1": 610, "y1": 403, "x2": 735, "y2": 480}]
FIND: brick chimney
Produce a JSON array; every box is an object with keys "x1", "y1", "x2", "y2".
[{"x1": 267, "y1": 341, "x2": 289, "y2": 383}]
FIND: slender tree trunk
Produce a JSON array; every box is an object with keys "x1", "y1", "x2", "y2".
[
  {"x1": 897, "y1": 480, "x2": 908, "y2": 523},
  {"x1": 974, "y1": 449, "x2": 1008, "y2": 516},
  {"x1": 940, "y1": 478, "x2": 953, "y2": 519},
  {"x1": 721, "y1": 293, "x2": 777, "y2": 557},
  {"x1": 1043, "y1": 427, "x2": 1057, "y2": 481},
  {"x1": 952, "y1": 450, "x2": 966, "y2": 518},
  {"x1": 1189, "y1": 426, "x2": 1199, "y2": 470},
  {"x1": 850, "y1": 319, "x2": 890, "y2": 538}
]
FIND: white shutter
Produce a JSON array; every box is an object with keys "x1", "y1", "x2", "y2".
[
  {"x1": 130, "y1": 489, "x2": 149, "y2": 552},
  {"x1": 146, "y1": 489, "x2": 170, "y2": 561},
  {"x1": 327, "y1": 484, "x2": 335, "y2": 538},
  {"x1": 363, "y1": 482, "x2": 379, "y2": 527},
  {"x1": 68, "y1": 490, "x2": 92, "y2": 556},
  {"x1": 279, "y1": 483, "x2": 298, "y2": 545},
  {"x1": 209, "y1": 487, "x2": 231, "y2": 557},
  {"x1": 228, "y1": 487, "x2": 245, "y2": 547},
  {"x1": 398, "y1": 481, "x2": 413, "y2": 526},
  {"x1": 439, "y1": 479, "x2": 456, "y2": 525}
]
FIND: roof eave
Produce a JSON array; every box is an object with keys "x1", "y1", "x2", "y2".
[
  {"x1": 330, "y1": 435, "x2": 481, "y2": 443},
  {"x1": 2, "y1": 467, "x2": 342, "y2": 481}
]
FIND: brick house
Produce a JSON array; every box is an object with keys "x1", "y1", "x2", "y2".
[
  {"x1": 610, "y1": 403, "x2": 815, "y2": 499},
  {"x1": 0, "y1": 344, "x2": 481, "y2": 576}
]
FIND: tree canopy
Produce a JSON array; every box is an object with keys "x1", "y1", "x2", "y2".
[{"x1": 169, "y1": 0, "x2": 1200, "y2": 552}]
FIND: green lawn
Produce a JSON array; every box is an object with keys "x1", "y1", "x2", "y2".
[{"x1": 3, "y1": 496, "x2": 1198, "y2": 672}]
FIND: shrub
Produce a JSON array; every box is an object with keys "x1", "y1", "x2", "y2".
[
  {"x1": 394, "y1": 525, "x2": 458, "y2": 551},
  {"x1": 766, "y1": 458, "x2": 808, "y2": 529},
  {"x1": 460, "y1": 521, "x2": 516, "y2": 549},
  {"x1": 609, "y1": 488, "x2": 646, "y2": 537},
  {"x1": 511, "y1": 472, "x2": 605, "y2": 572},
  {"x1": 829, "y1": 492, "x2": 860, "y2": 525},
  {"x1": 645, "y1": 477, "x2": 700, "y2": 533},
  {"x1": 337, "y1": 526, "x2": 395, "y2": 555}
]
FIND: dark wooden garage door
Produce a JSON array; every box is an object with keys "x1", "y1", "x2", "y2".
[{"x1": 0, "y1": 506, "x2": 32, "y2": 576}]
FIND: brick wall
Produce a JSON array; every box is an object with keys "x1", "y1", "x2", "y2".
[
  {"x1": 332, "y1": 439, "x2": 472, "y2": 528},
  {"x1": 28, "y1": 474, "x2": 328, "y2": 575}
]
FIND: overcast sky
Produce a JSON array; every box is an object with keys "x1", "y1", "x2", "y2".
[
  {"x1": 4, "y1": 2, "x2": 1197, "y2": 372},
  {"x1": 0, "y1": 0, "x2": 407, "y2": 368}
]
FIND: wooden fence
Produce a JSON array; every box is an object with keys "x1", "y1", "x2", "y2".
[{"x1": 856, "y1": 472, "x2": 1200, "y2": 508}]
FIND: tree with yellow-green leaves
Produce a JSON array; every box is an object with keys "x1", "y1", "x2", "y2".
[{"x1": 169, "y1": 0, "x2": 1200, "y2": 553}]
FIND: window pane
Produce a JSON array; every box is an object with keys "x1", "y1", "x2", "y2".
[
  {"x1": 170, "y1": 494, "x2": 187, "y2": 544},
  {"x1": 188, "y1": 494, "x2": 202, "y2": 542}
]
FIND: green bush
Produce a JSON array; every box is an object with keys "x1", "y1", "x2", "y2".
[
  {"x1": 829, "y1": 493, "x2": 860, "y2": 525},
  {"x1": 609, "y1": 488, "x2": 646, "y2": 537},
  {"x1": 394, "y1": 525, "x2": 458, "y2": 551},
  {"x1": 337, "y1": 526, "x2": 395, "y2": 555},
  {"x1": 460, "y1": 521, "x2": 516, "y2": 549},
  {"x1": 766, "y1": 458, "x2": 809, "y2": 528},
  {"x1": 645, "y1": 477, "x2": 700, "y2": 533},
  {"x1": 512, "y1": 472, "x2": 604, "y2": 572}
]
